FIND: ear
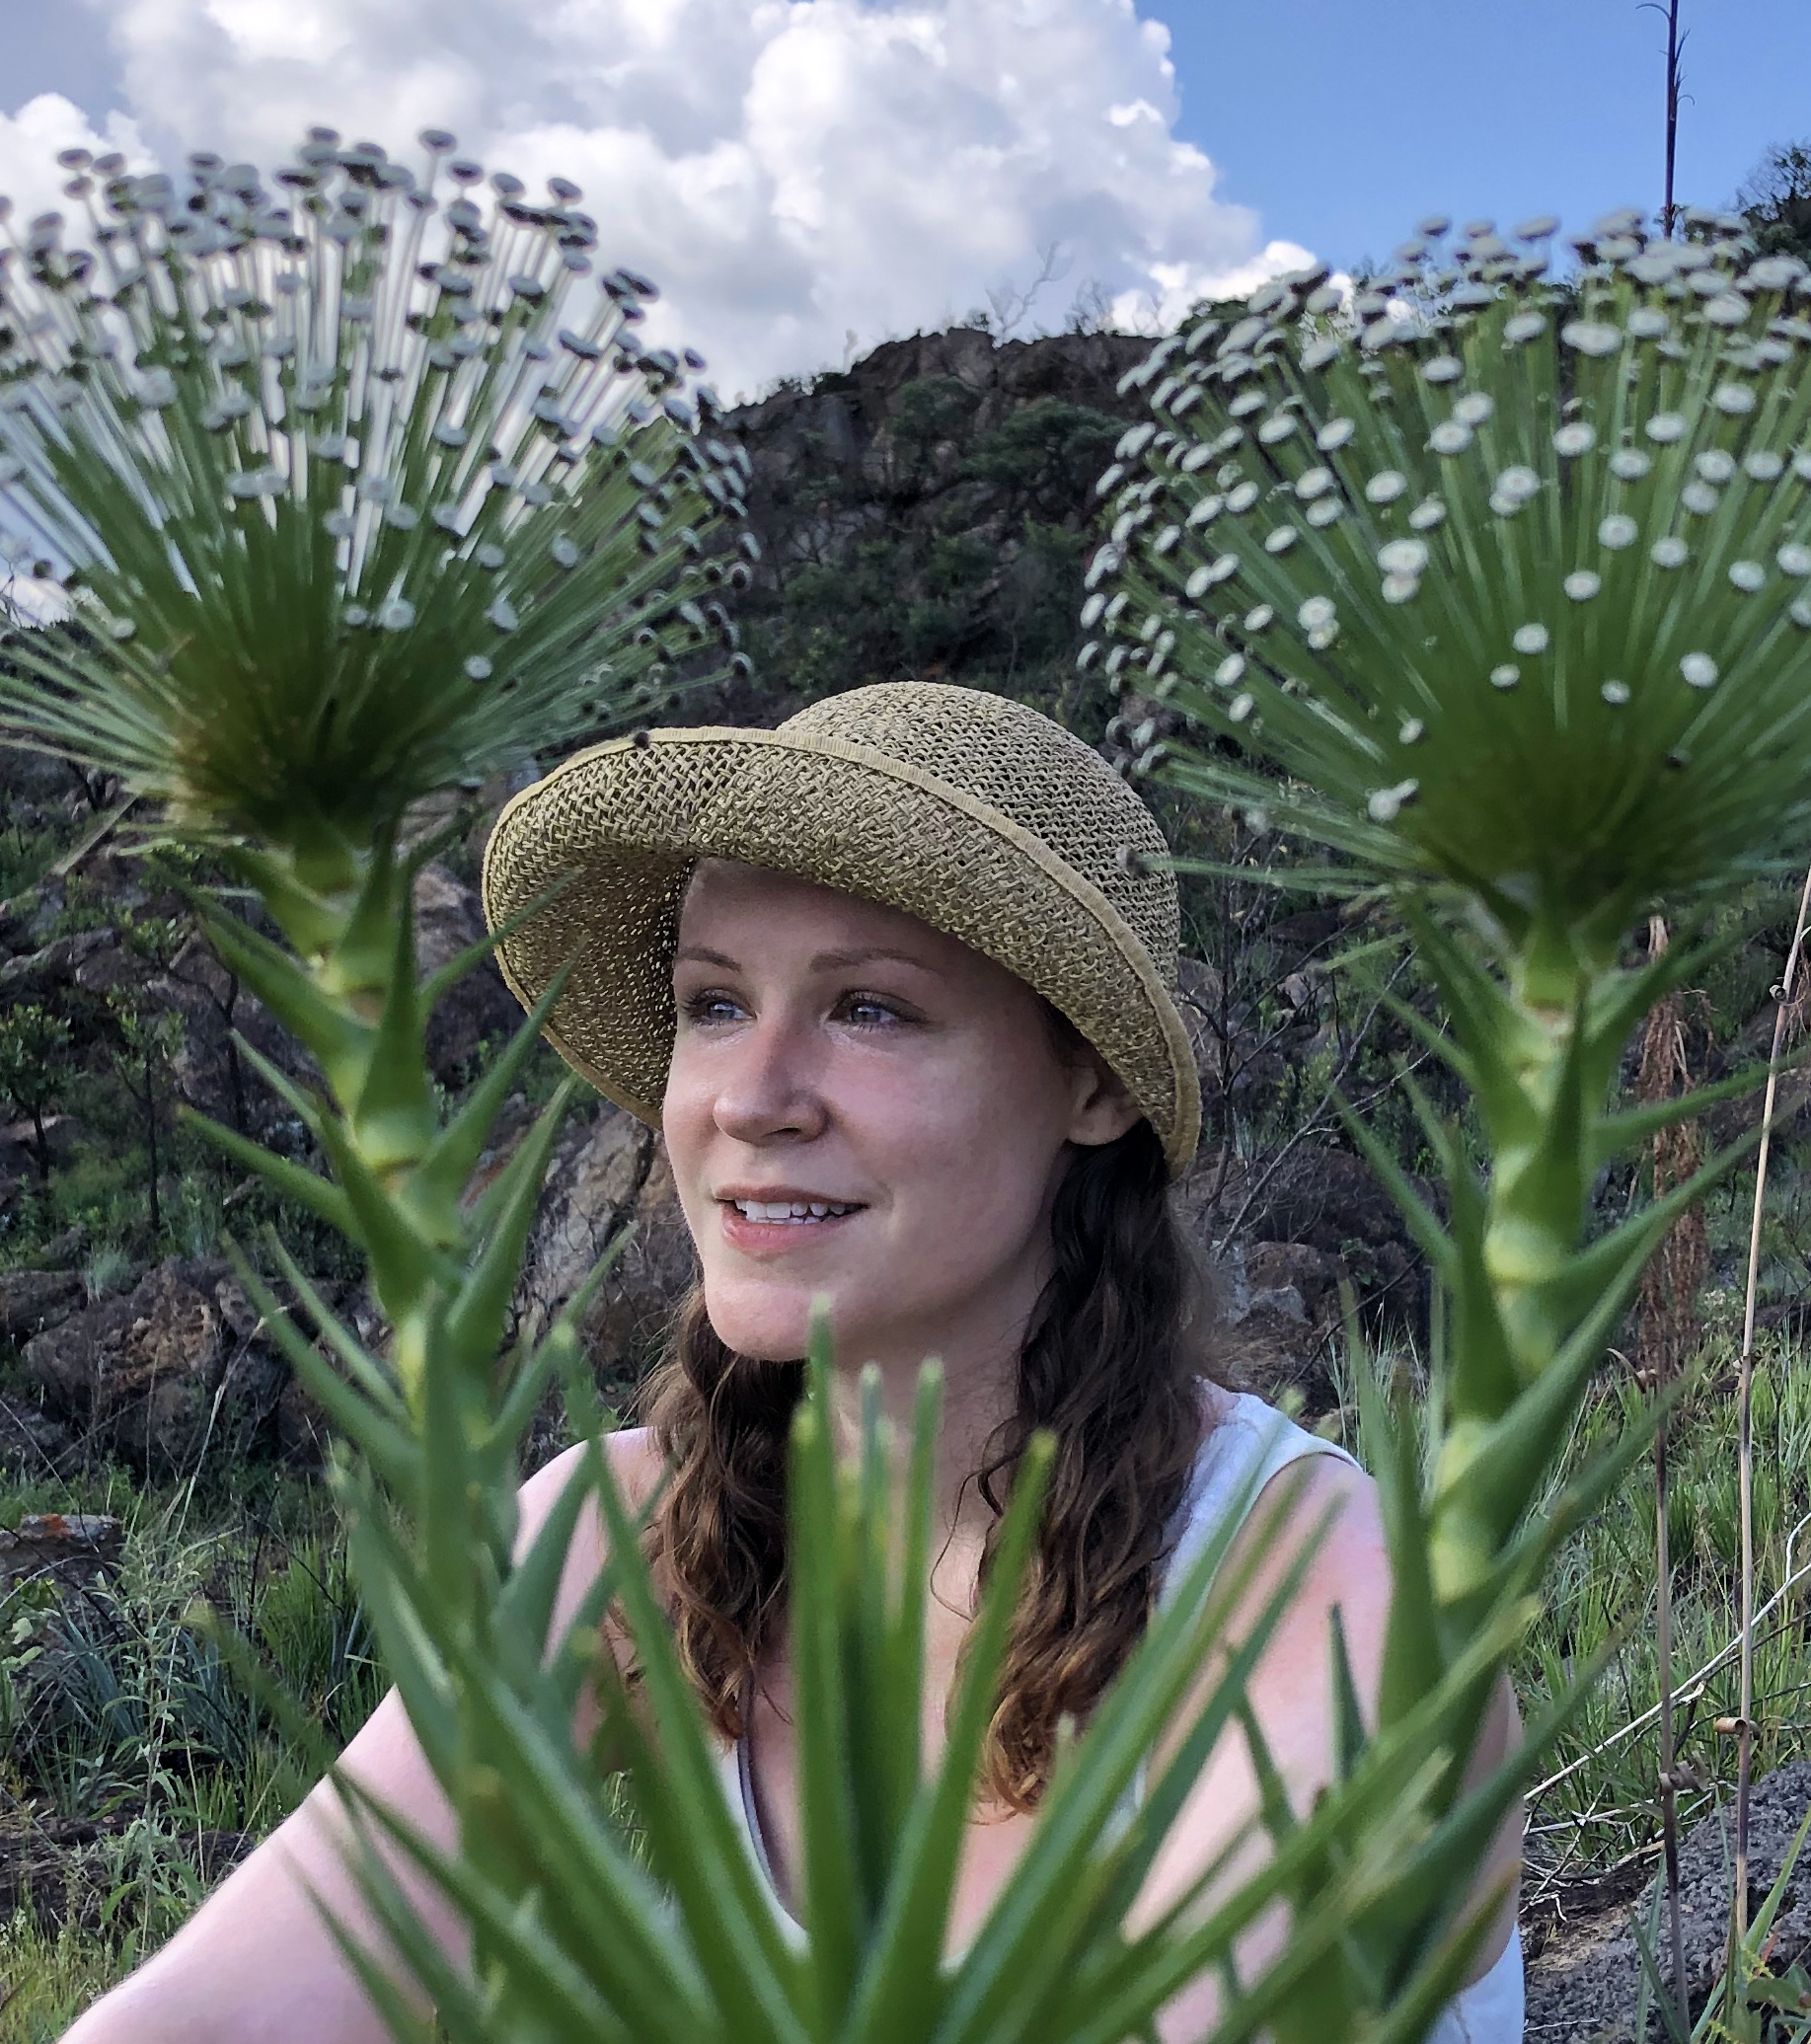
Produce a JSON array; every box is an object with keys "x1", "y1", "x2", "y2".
[{"x1": 1065, "y1": 1049, "x2": 1143, "y2": 1150}]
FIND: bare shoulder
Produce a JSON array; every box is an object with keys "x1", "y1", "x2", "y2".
[
  {"x1": 517, "y1": 1424, "x2": 665, "y2": 1526},
  {"x1": 1223, "y1": 1449, "x2": 1390, "y2": 1608},
  {"x1": 514, "y1": 1427, "x2": 669, "y2": 1649},
  {"x1": 1158, "y1": 1447, "x2": 1392, "y2": 1767}
]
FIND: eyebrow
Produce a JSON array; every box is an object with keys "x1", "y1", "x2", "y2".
[{"x1": 672, "y1": 943, "x2": 942, "y2": 975}]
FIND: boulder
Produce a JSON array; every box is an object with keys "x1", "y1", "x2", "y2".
[
  {"x1": 0, "y1": 1393, "x2": 72, "y2": 1469},
  {"x1": 1209, "y1": 1239, "x2": 1348, "y2": 1418},
  {"x1": 1525, "y1": 1761, "x2": 1811, "y2": 2038},
  {"x1": 271, "y1": 1279, "x2": 388, "y2": 1470},
  {"x1": 509, "y1": 1103, "x2": 694, "y2": 1405},
  {"x1": 1244, "y1": 1239, "x2": 1346, "y2": 1324},
  {"x1": 513, "y1": 1105, "x2": 653, "y2": 1351},
  {"x1": 586, "y1": 1145, "x2": 696, "y2": 1387},
  {"x1": 0, "y1": 929, "x2": 111, "y2": 999},
  {"x1": 1188, "y1": 1138, "x2": 1434, "y2": 1333},
  {"x1": 1172, "y1": 954, "x2": 1226, "y2": 1081},
  {"x1": 1216, "y1": 1303, "x2": 1340, "y2": 1417},
  {"x1": 0, "y1": 1512, "x2": 123, "y2": 1586},
  {"x1": 157, "y1": 932, "x2": 308, "y2": 1139},
  {"x1": 413, "y1": 861, "x2": 523, "y2": 1084},
  {"x1": 0, "y1": 1113, "x2": 87, "y2": 1181},
  {"x1": 19, "y1": 1258, "x2": 289, "y2": 1476},
  {"x1": 0, "y1": 1268, "x2": 83, "y2": 1343}
]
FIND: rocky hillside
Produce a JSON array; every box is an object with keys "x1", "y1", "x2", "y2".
[{"x1": 1, "y1": 319, "x2": 1804, "y2": 1489}]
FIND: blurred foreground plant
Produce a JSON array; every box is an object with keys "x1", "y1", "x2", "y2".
[{"x1": 1092, "y1": 207, "x2": 1811, "y2": 2030}]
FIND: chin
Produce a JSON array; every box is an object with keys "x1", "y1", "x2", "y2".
[
  {"x1": 703, "y1": 1272, "x2": 907, "y2": 1370},
  {"x1": 702, "y1": 1276, "x2": 821, "y2": 1363}
]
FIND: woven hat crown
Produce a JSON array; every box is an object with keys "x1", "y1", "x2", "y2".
[
  {"x1": 777, "y1": 684, "x2": 1180, "y2": 987},
  {"x1": 483, "y1": 681, "x2": 1201, "y2": 1174}
]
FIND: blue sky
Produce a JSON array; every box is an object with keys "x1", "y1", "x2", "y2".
[
  {"x1": 3, "y1": 0, "x2": 1807, "y2": 391},
  {"x1": 1164, "y1": 0, "x2": 1811, "y2": 272}
]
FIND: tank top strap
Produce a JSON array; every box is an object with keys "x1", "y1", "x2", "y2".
[{"x1": 1156, "y1": 1387, "x2": 1360, "y2": 1612}]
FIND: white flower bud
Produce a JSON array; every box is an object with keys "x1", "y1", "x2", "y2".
[{"x1": 1378, "y1": 538, "x2": 1430, "y2": 576}]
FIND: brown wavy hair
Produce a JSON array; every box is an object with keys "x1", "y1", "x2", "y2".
[{"x1": 634, "y1": 1096, "x2": 1215, "y2": 1812}]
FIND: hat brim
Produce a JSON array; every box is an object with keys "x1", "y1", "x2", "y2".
[{"x1": 482, "y1": 725, "x2": 1202, "y2": 1177}]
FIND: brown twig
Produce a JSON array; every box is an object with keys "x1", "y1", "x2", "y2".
[
  {"x1": 1637, "y1": 912, "x2": 1701, "y2": 2027},
  {"x1": 1735, "y1": 860, "x2": 1811, "y2": 1942}
]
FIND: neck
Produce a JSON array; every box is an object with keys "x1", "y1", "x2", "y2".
[{"x1": 822, "y1": 1286, "x2": 1038, "y2": 1556}]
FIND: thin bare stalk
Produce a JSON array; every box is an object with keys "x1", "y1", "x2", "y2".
[
  {"x1": 1654, "y1": 1413, "x2": 1690, "y2": 2025},
  {"x1": 1735, "y1": 859, "x2": 1811, "y2": 1937},
  {"x1": 1640, "y1": 912, "x2": 1696, "y2": 2029},
  {"x1": 1638, "y1": 0, "x2": 1687, "y2": 236},
  {"x1": 1663, "y1": 2, "x2": 1684, "y2": 236}
]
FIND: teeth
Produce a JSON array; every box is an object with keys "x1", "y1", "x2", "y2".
[{"x1": 732, "y1": 1198, "x2": 857, "y2": 1222}]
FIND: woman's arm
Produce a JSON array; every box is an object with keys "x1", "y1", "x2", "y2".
[
  {"x1": 60, "y1": 1428, "x2": 655, "y2": 2044},
  {"x1": 1133, "y1": 1456, "x2": 1523, "y2": 2041}
]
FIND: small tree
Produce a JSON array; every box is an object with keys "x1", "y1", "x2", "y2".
[
  {"x1": 0, "y1": 1003, "x2": 72, "y2": 1180},
  {"x1": 1738, "y1": 138, "x2": 1811, "y2": 262},
  {"x1": 147, "y1": 848, "x2": 254, "y2": 1138},
  {"x1": 106, "y1": 988, "x2": 184, "y2": 1242}
]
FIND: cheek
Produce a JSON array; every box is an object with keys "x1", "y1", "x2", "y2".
[
  {"x1": 872, "y1": 1045, "x2": 1070, "y2": 1230},
  {"x1": 659, "y1": 1047, "x2": 718, "y2": 1225}
]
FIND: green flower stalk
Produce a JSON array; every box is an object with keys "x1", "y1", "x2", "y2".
[
  {"x1": 1091, "y1": 207, "x2": 1811, "y2": 2031},
  {"x1": 0, "y1": 127, "x2": 753, "y2": 859}
]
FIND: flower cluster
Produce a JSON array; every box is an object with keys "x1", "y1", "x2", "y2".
[
  {"x1": 1088, "y1": 208, "x2": 1811, "y2": 937},
  {"x1": 0, "y1": 128, "x2": 752, "y2": 839}
]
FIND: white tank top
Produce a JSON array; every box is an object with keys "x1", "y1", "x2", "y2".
[{"x1": 712, "y1": 1387, "x2": 1524, "y2": 2039}]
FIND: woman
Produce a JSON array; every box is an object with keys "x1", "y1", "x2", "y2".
[{"x1": 64, "y1": 681, "x2": 1523, "y2": 2041}]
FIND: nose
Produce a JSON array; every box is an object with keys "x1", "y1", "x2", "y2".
[{"x1": 711, "y1": 1011, "x2": 829, "y2": 1147}]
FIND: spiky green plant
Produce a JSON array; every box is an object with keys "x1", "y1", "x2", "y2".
[
  {"x1": 0, "y1": 128, "x2": 753, "y2": 858},
  {"x1": 1090, "y1": 206, "x2": 1811, "y2": 2029},
  {"x1": 1091, "y1": 209, "x2": 1811, "y2": 955}
]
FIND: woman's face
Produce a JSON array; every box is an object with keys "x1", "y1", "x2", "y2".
[{"x1": 663, "y1": 860, "x2": 1140, "y2": 1371}]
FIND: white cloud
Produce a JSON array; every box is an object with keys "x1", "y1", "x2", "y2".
[
  {"x1": 10, "y1": 0, "x2": 1310, "y2": 395},
  {"x1": 0, "y1": 95, "x2": 152, "y2": 235}
]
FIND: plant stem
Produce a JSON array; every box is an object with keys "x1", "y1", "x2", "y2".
[
  {"x1": 1734, "y1": 857, "x2": 1811, "y2": 1938},
  {"x1": 1655, "y1": 1408, "x2": 1690, "y2": 2028},
  {"x1": 1641, "y1": 912, "x2": 1692, "y2": 2028}
]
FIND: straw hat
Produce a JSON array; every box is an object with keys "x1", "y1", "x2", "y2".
[{"x1": 481, "y1": 681, "x2": 1202, "y2": 1177}]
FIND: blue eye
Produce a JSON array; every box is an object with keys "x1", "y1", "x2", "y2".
[
  {"x1": 682, "y1": 991, "x2": 745, "y2": 1025},
  {"x1": 840, "y1": 994, "x2": 907, "y2": 1028}
]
